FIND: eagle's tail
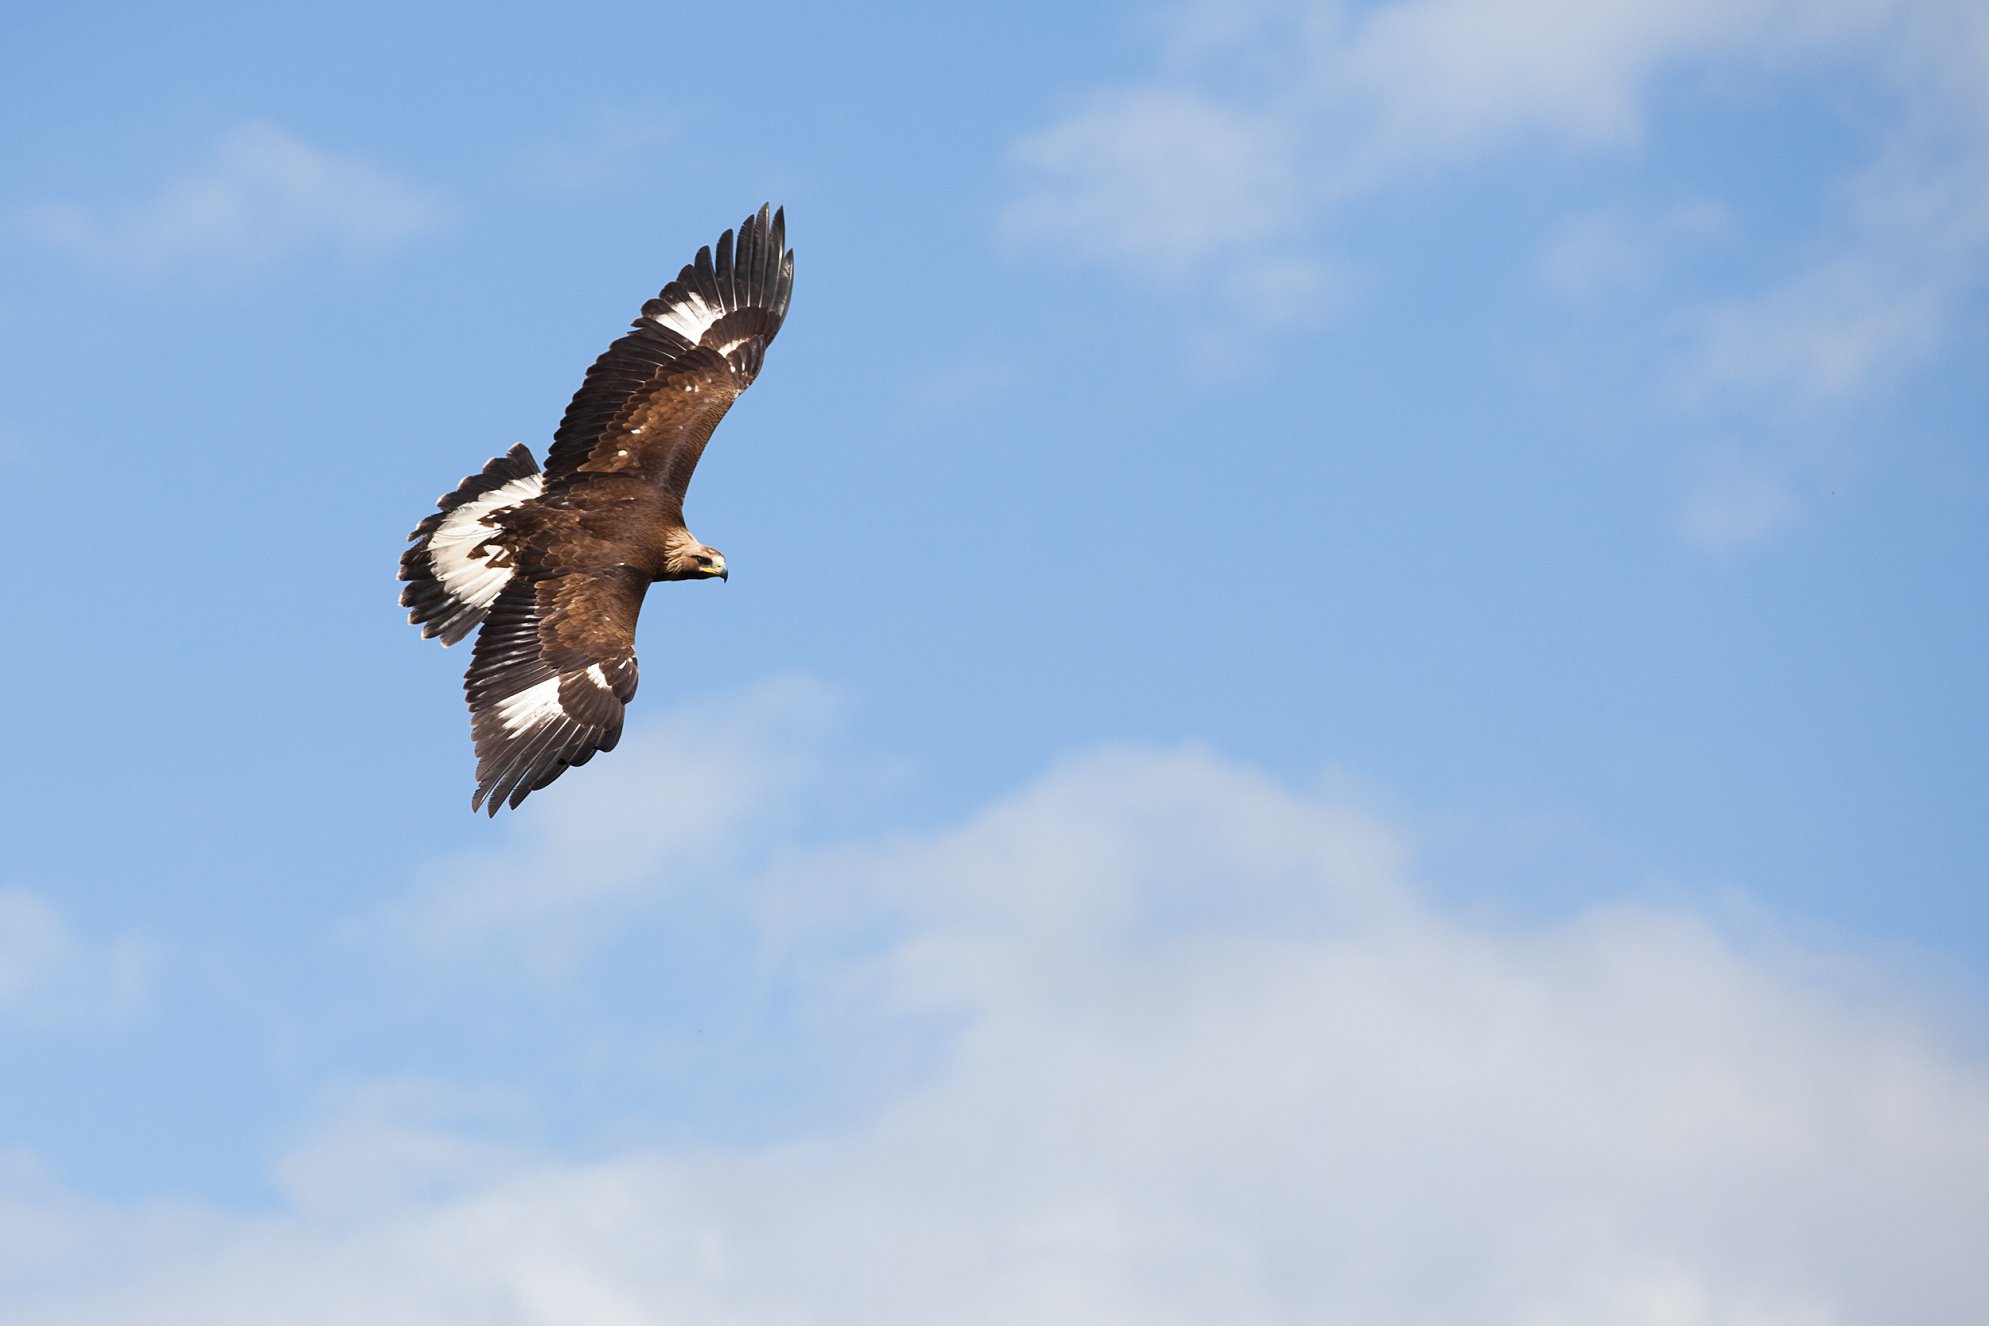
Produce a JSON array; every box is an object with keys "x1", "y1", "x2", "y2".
[{"x1": 399, "y1": 444, "x2": 543, "y2": 647}]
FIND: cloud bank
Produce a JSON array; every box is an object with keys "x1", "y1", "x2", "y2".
[{"x1": 3, "y1": 689, "x2": 1985, "y2": 1322}]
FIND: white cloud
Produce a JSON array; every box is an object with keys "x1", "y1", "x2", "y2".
[
  {"x1": 1003, "y1": 0, "x2": 1989, "y2": 394},
  {"x1": 1004, "y1": 86, "x2": 1307, "y2": 278},
  {"x1": 19, "y1": 123, "x2": 447, "y2": 272},
  {"x1": 1692, "y1": 121, "x2": 1989, "y2": 400},
  {"x1": 1331, "y1": 0, "x2": 1879, "y2": 162},
  {"x1": 385, "y1": 676, "x2": 837, "y2": 974},
  {"x1": 1003, "y1": 0, "x2": 1889, "y2": 274},
  {"x1": 3, "y1": 713, "x2": 1986, "y2": 1323},
  {"x1": 1539, "y1": 201, "x2": 1731, "y2": 304},
  {"x1": 998, "y1": 79, "x2": 1357, "y2": 342},
  {"x1": 269, "y1": 1079, "x2": 535, "y2": 1219},
  {"x1": 0, "y1": 889, "x2": 148, "y2": 1028}
]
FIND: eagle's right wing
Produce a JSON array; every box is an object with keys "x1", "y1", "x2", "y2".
[
  {"x1": 541, "y1": 205, "x2": 794, "y2": 501},
  {"x1": 464, "y1": 568, "x2": 645, "y2": 814}
]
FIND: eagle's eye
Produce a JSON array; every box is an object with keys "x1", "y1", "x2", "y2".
[{"x1": 695, "y1": 554, "x2": 713, "y2": 567}]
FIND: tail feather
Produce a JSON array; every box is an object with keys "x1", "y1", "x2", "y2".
[{"x1": 399, "y1": 444, "x2": 542, "y2": 646}]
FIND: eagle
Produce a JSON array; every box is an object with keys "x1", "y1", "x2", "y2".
[{"x1": 399, "y1": 204, "x2": 794, "y2": 814}]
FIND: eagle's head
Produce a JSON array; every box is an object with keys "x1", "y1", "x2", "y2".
[{"x1": 663, "y1": 533, "x2": 728, "y2": 581}]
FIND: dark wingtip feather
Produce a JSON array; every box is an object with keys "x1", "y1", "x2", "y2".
[
  {"x1": 714, "y1": 227, "x2": 736, "y2": 311},
  {"x1": 691, "y1": 243, "x2": 721, "y2": 311},
  {"x1": 749, "y1": 204, "x2": 775, "y2": 307}
]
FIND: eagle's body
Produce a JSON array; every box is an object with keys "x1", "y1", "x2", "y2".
[{"x1": 400, "y1": 205, "x2": 794, "y2": 814}]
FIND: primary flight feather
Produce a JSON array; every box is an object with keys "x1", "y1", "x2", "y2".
[{"x1": 399, "y1": 204, "x2": 795, "y2": 814}]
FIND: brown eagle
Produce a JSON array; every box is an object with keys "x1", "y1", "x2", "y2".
[{"x1": 399, "y1": 205, "x2": 794, "y2": 814}]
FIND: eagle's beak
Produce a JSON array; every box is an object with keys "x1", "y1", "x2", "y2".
[{"x1": 717, "y1": 566, "x2": 729, "y2": 581}]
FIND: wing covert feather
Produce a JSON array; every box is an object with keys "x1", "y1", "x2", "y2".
[
  {"x1": 542, "y1": 205, "x2": 793, "y2": 498},
  {"x1": 464, "y1": 570, "x2": 645, "y2": 814}
]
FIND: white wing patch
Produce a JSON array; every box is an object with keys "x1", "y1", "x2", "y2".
[
  {"x1": 491, "y1": 666, "x2": 619, "y2": 740},
  {"x1": 495, "y1": 675, "x2": 564, "y2": 736},
  {"x1": 469, "y1": 658, "x2": 628, "y2": 815},
  {"x1": 648, "y1": 289, "x2": 721, "y2": 346},
  {"x1": 647, "y1": 287, "x2": 758, "y2": 356},
  {"x1": 428, "y1": 473, "x2": 543, "y2": 612}
]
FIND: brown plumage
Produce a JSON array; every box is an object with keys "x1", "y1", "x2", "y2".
[{"x1": 399, "y1": 205, "x2": 794, "y2": 814}]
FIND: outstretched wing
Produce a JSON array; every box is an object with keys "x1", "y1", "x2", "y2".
[
  {"x1": 464, "y1": 569, "x2": 645, "y2": 814},
  {"x1": 543, "y1": 204, "x2": 794, "y2": 498}
]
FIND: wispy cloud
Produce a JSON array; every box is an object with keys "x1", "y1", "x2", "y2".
[
  {"x1": 1001, "y1": 0, "x2": 1989, "y2": 550},
  {"x1": 1678, "y1": 448, "x2": 1802, "y2": 551},
  {"x1": 1002, "y1": 0, "x2": 1989, "y2": 384},
  {"x1": 19, "y1": 123, "x2": 448, "y2": 273},
  {"x1": 1538, "y1": 201, "x2": 1732, "y2": 304},
  {"x1": 1692, "y1": 130, "x2": 1989, "y2": 401},
  {"x1": 1004, "y1": 85, "x2": 1308, "y2": 279},
  {"x1": 269, "y1": 1078, "x2": 534, "y2": 1219},
  {"x1": 4, "y1": 705, "x2": 1985, "y2": 1322},
  {"x1": 508, "y1": 107, "x2": 683, "y2": 193},
  {"x1": 384, "y1": 677, "x2": 837, "y2": 974},
  {"x1": 0, "y1": 889, "x2": 148, "y2": 1028},
  {"x1": 1003, "y1": 0, "x2": 1884, "y2": 275},
  {"x1": 1686, "y1": 0, "x2": 1989, "y2": 403}
]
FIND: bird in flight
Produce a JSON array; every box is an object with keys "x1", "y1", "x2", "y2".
[{"x1": 400, "y1": 205, "x2": 794, "y2": 814}]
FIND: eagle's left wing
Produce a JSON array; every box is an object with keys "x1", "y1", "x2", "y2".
[
  {"x1": 464, "y1": 568, "x2": 645, "y2": 814},
  {"x1": 542, "y1": 205, "x2": 794, "y2": 501}
]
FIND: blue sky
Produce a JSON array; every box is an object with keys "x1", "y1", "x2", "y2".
[{"x1": 2, "y1": 0, "x2": 1986, "y2": 1319}]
